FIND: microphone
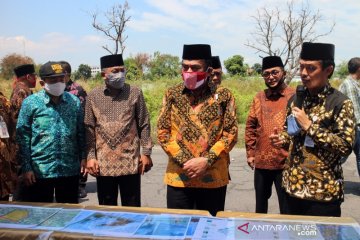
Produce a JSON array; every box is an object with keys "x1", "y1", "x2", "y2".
[{"x1": 294, "y1": 85, "x2": 306, "y2": 109}]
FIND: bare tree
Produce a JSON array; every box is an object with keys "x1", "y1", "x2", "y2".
[
  {"x1": 245, "y1": 0, "x2": 335, "y2": 82},
  {"x1": 91, "y1": 1, "x2": 130, "y2": 55}
]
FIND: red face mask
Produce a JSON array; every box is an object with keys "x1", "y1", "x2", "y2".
[{"x1": 182, "y1": 71, "x2": 207, "y2": 90}]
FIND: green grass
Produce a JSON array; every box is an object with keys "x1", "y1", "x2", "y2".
[{"x1": 0, "y1": 76, "x2": 343, "y2": 148}]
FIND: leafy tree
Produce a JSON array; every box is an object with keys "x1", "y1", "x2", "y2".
[
  {"x1": 91, "y1": 1, "x2": 130, "y2": 54},
  {"x1": 124, "y1": 58, "x2": 143, "y2": 80},
  {"x1": 147, "y1": 52, "x2": 180, "y2": 80},
  {"x1": 74, "y1": 64, "x2": 92, "y2": 80},
  {"x1": 335, "y1": 61, "x2": 348, "y2": 80},
  {"x1": 245, "y1": 0, "x2": 335, "y2": 82},
  {"x1": 252, "y1": 63, "x2": 262, "y2": 75},
  {"x1": 224, "y1": 55, "x2": 247, "y2": 76},
  {"x1": 0, "y1": 53, "x2": 34, "y2": 79}
]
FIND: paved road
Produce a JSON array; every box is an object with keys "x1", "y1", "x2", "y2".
[{"x1": 79, "y1": 146, "x2": 360, "y2": 222}]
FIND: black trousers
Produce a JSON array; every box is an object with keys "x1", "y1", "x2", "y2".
[
  {"x1": 96, "y1": 174, "x2": 141, "y2": 207},
  {"x1": 254, "y1": 168, "x2": 287, "y2": 214},
  {"x1": 167, "y1": 185, "x2": 227, "y2": 216},
  {"x1": 286, "y1": 194, "x2": 341, "y2": 217},
  {"x1": 27, "y1": 175, "x2": 79, "y2": 203}
]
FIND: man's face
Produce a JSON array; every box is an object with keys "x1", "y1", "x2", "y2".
[
  {"x1": 299, "y1": 59, "x2": 333, "y2": 92},
  {"x1": 40, "y1": 75, "x2": 65, "y2": 86},
  {"x1": 101, "y1": 66, "x2": 125, "y2": 81},
  {"x1": 211, "y1": 68, "x2": 222, "y2": 85},
  {"x1": 182, "y1": 60, "x2": 207, "y2": 73},
  {"x1": 262, "y1": 66, "x2": 285, "y2": 88}
]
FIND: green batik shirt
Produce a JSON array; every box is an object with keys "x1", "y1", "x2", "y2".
[
  {"x1": 16, "y1": 89, "x2": 85, "y2": 178},
  {"x1": 280, "y1": 84, "x2": 355, "y2": 202}
]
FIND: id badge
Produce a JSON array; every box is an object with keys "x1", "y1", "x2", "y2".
[
  {"x1": 0, "y1": 116, "x2": 9, "y2": 138},
  {"x1": 304, "y1": 135, "x2": 315, "y2": 148}
]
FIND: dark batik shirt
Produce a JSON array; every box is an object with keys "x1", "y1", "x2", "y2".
[
  {"x1": 65, "y1": 80, "x2": 87, "y2": 109},
  {"x1": 280, "y1": 84, "x2": 355, "y2": 202},
  {"x1": 84, "y1": 84, "x2": 153, "y2": 177}
]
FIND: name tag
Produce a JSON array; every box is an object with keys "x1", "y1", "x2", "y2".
[
  {"x1": 304, "y1": 135, "x2": 314, "y2": 148},
  {"x1": 0, "y1": 116, "x2": 9, "y2": 138}
]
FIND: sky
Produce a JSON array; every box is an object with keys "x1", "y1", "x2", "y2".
[{"x1": 1, "y1": 0, "x2": 360, "y2": 70}]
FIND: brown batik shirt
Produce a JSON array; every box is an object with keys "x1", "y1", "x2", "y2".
[
  {"x1": 280, "y1": 84, "x2": 355, "y2": 202},
  {"x1": 245, "y1": 85, "x2": 295, "y2": 169},
  {"x1": 84, "y1": 84, "x2": 153, "y2": 176}
]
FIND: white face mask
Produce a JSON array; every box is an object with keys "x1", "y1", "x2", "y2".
[
  {"x1": 44, "y1": 82, "x2": 65, "y2": 96},
  {"x1": 106, "y1": 71, "x2": 126, "y2": 89}
]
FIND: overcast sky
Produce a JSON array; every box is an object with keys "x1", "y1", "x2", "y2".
[{"x1": 1, "y1": 0, "x2": 359, "y2": 70}]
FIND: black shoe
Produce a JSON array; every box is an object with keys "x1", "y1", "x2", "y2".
[{"x1": 78, "y1": 188, "x2": 87, "y2": 198}]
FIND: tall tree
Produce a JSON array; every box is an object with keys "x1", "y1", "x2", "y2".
[
  {"x1": 245, "y1": 0, "x2": 335, "y2": 82},
  {"x1": 0, "y1": 53, "x2": 34, "y2": 79},
  {"x1": 91, "y1": 1, "x2": 130, "y2": 54},
  {"x1": 224, "y1": 55, "x2": 247, "y2": 76},
  {"x1": 74, "y1": 64, "x2": 92, "y2": 80},
  {"x1": 147, "y1": 52, "x2": 180, "y2": 80}
]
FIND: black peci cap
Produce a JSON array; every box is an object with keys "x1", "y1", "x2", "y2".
[
  {"x1": 300, "y1": 42, "x2": 335, "y2": 61},
  {"x1": 211, "y1": 56, "x2": 222, "y2": 69},
  {"x1": 13, "y1": 64, "x2": 35, "y2": 78},
  {"x1": 182, "y1": 44, "x2": 211, "y2": 60},
  {"x1": 262, "y1": 56, "x2": 284, "y2": 71},
  {"x1": 100, "y1": 54, "x2": 124, "y2": 69}
]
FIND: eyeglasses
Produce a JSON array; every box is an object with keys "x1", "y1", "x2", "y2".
[
  {"x1": 182, "y1": 64, "x2": 203, "y2": 71},
  {"x1": 262, "y1": 70, "x2": 280, "y2": 78}
]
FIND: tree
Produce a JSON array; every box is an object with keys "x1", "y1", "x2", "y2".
[
  {"x1": 147, "y1": 52, "x2": 180, "y2": 80},
  {"x1": 245, "y1": 0, "x2": 335, "y2": 82},
  {"x1": 224, "y1": 55, "x2": 247, "y2": 76},
  {"x1": 335, "y1": 61, "x2": 348, "y2": 80},
  {"x1": 0, "y1": 53, "x2": 34, "y2": 79},
  {"x1": 124, "y1": 58, "x2": 143, "y2": 80},
  {"x1": 252, "y1": 63, "x2": 262, "y2": 75},
  {"x1": 74, "y1": 64, "x2": 92, "y2": 80},
  {"x1": 91, "y1": 1, "x2": 130, "y2": 54}
]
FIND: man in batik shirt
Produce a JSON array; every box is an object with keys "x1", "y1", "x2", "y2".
[
  {"x1": 270, "y1": 42, "x2": 355, "y2": 217},
  {"x1": 157, "y1": 44, "x2": 238, "y2": 216},
  {"x1": 85, "y1": 54, "x2": 153, "y2": 207},
  {"x1": 211, "y1": 56, "x2": 223, "y2": 85},
  {"x1": 60, "y1": 60, "x2": 88, "y2": 199},
  {"x1": 0, "y1": 92, "x2": 17, "y2": 201},
  {"x1": 16, "y1": 61, "x2": 85, "y2": 203},
  {"x1": 245, "y1": 56, "x2": 294, "y2": 214}
]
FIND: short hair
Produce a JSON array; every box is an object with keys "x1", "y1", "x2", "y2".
[
  {"x1": 347, "y1": 57, "x2": 360, "y2": 74},
  {"x1": 59, "y1": 61, "x2": 71, "y2": 74},
  {"x1": 321, "y1": 59, "x2": 335, "y2": 79}
]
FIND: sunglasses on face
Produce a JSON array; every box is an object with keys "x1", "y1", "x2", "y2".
[
  {"x1": 182, "y1": 64, "x2": 204, "y2": 71},
  {"x1": 262, "y1": 70, "x2": 280, "y2": 78}
]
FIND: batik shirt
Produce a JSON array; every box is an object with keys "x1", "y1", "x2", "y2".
[
  {"x1": 65, "y1": 80, "x2": 87, "y2": 109},
  {"x1": 157, "y1": 83, "x2": 238, "y2": 188},
  {"x1": 280, "y1": 84, "x2": 355, "y2": 202},
  {"x1": 339, "y1": 76, "x2": 360, "y2": 124},
  {"x1": 10, "y1": 81, "x2": 32, "y2": 121},
  {"x1": 84, "y1": 84, "x2": 153, "y2": 177},
  {"x1": 245, "y1": 85, "x2": 295, "y2": 169},
  {"x1": 16, "y1": 90, "x2": 85, "y2": 179},
  {"x1": 0, "y1": 92, "x2": 17, "y2": 198}
]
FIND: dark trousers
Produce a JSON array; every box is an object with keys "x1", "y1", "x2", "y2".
[
  {"x1": 254, "y1": 168, "x2": 287, "y2": 214},
  {"x1": 167, "y1": 185, "x2": 227, "y2": 216},
  {"x1": 27, "y1": 175, "x2": 79, "y2": 203},
  {"x1": 286, "y1": 194, "x2": 341, "y2": 217},
  {"x1": 96, "y1": 174, "x2": 141, "y2": 207}
]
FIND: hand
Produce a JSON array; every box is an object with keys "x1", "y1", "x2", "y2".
[
  {"x1": 247, "y1": 157, "x2": 255, "y2": 170},
  {"x1": 269, "y1": 127, "x2": 283, "y2": 148},
  {"x1": 183, "y1": 157, "x2": 208, "y2": 179},
  {"x1": 138, "y1": 155, "x2": 153, "y2": 175},
  {"x1": 23, "y1": 171, "x2": 36, "y2": 186},
  {"x1": 80, "y1": 159, "x2": 88, "y2": 176},
  {"x1": 292, "y1": 107, "x2": 311, "y2": 131},
  {"x1": 86, "y1": 159, "x2": 100, "y2": 176}
]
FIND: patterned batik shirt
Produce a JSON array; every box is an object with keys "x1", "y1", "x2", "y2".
[
  {"x1": 339, "y1": 76, "x2": 360, "y2": 124},
  {"x1": 10, "y1": 81, "x2": 32, "y2": 122},
  {"x1": 16, "y1": 90, "x2": 85, "y2": 179},
  {"x1": 65, "y1": 80, "x2": 87, "y2": 109},
  {"x1": 245, "y1": 85, "x2": 295, "y2": 170},
  {"x1": 84, "y1": 84, "x2": 153, "y2": 177},
  {"x1": 0, "y1": 92, "x2": 17, "y2": 198},
  {"x1": 157, "y1": 83, "x2": 238, "y2": 188},
  {"x1": 280, "y1": 84, "x2": 355, "y2": 202}
]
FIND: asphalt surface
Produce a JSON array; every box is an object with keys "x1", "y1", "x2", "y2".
[{"x1": 79, "y1": 146, "x2": 360, "y2": 223}]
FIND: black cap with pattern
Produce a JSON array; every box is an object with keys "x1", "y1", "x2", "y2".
[
  {"x1": 13, "y1": 64, "x2": 35, "y2": 78},
  {"x1": 300, "y1": 42, "x2": 335, "y2": 61},
  {"x1": 39, "y1": 61, "x2": 65, "y2": 78},
  {"x1": 100, "y1": 54, "x2": 124, "y2": 69},
  {"x1": 182, "y1": 44, "x2": 211, "y2": 60}
]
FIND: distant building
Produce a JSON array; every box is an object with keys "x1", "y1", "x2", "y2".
[{"x1": 91, "y1": 66, "x2": 101, "y2": 77}]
